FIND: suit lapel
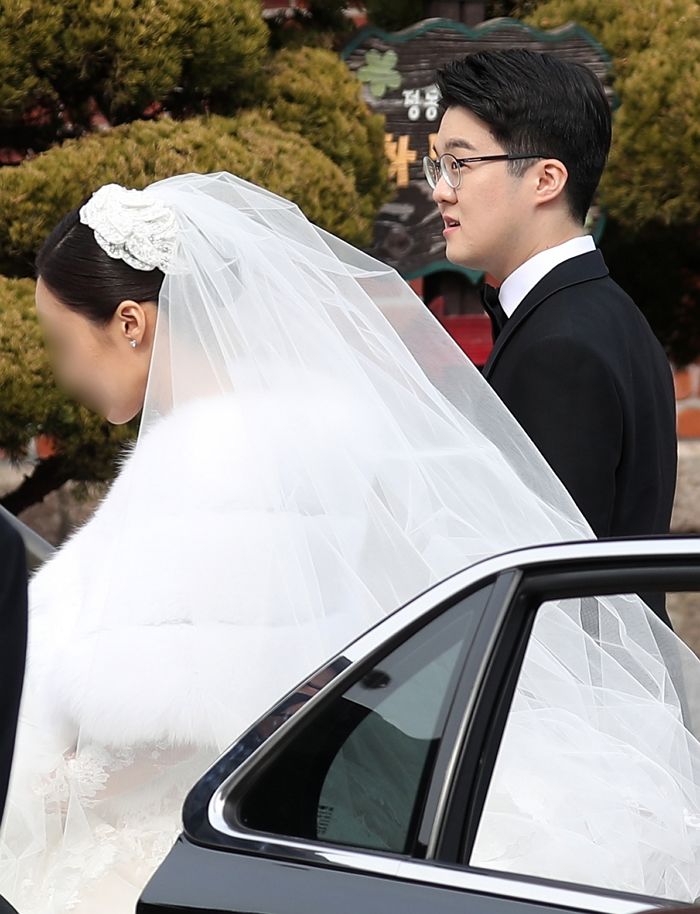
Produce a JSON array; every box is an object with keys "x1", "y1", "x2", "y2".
[{"x1": 483, "y1": 249, "x2": 610, "y2": 379}]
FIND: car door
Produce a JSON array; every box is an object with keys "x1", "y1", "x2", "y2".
[
  {"x1": 436, "y1": 538, "x2": 700, "y2": 907},
  {"x1": 139, "y1": 538, "x2": 698, "y2": 914}
]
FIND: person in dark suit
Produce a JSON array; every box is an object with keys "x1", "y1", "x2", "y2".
[
  {"x1": 0, "y1": 517, "x2": 27, "y2": 819},
  {"x1": 0, "y1": 515, "x2": 27, "y2": 914},
  {"x1": 426, "y1": 49, "x2": 677, "y2": 623}
]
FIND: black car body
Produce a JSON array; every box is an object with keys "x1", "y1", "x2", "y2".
[{"x1": 139, "y1": 537, "x2": 700, "y2": 914}]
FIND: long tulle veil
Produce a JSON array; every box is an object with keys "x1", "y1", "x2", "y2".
[{"x1": 1, "y1": 172, "x2": 698, "y2": 910}]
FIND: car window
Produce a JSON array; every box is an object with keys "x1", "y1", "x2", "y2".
[
  {"x1": 468, "y1": 590, "x2": 700, "y2": 903},
  {"x1": 237, "y1": 584, "x2": 492, "y2": 854}
]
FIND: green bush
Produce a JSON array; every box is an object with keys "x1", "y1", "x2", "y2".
[
  {"x1": 265, "y1": 46, "x2": 390, "y2": 216},
  {"x1": 528, "y1": 0, "x2": 695, "y2": 77},
  {"x1": 0, "y1": 110, "x2": 373, "y2": 277},
  {"x1": 0, "y1": 0, "x2": 268, "y2": 125}
]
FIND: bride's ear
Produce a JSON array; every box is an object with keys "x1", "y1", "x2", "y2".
[{"x1": 113, "y1": 300, "x2": 154, "y2": 350}]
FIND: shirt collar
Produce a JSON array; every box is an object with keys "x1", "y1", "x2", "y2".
[{"x1": 498, "y1": 235, "x2": 597, "y2": 318}]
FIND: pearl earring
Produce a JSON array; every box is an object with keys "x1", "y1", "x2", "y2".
[{"x1": 129, "y1": 339, "x2": 137, "y2": 349}]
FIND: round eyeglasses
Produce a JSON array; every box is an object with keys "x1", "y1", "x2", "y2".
[{"x1": 423, "y1": 152, "x2": 546, "y2": 190}]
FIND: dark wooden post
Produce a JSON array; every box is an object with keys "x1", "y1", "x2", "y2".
[{"x1": 424, "y1": 1, "x2": 486, "y2": 25}]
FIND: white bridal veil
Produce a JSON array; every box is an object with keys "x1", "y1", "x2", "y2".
[{"x1": 1, "y1": 172, "x2": 698, "y2": 909}]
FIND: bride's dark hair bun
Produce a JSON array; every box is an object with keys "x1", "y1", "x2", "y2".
[{"x1": 35, "y1": 203, "x2": 165, "y2": 323}]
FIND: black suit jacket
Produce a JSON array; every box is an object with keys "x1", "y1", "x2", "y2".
[
  {"x1": 0, "y1": 517, "x2": 27, "y2": 827},
  {"x1": 483, "y1": 249, "x2": 678, "y2": 623}
]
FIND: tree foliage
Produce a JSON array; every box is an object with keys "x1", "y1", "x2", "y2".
[{"x1": 0, "y1": 0, "x2": 268, "y2": 138}]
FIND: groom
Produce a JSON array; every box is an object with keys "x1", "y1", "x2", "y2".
[{"x1": 430, "y1": 49, "x2": 677, "y2": 623}]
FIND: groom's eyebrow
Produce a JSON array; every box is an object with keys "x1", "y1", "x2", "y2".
[
  {"x1": 433, "y1": 137, "x2": 477, "y2": 155},
  {"x1": 446, "y1": 137, "x2": 477, "y2": 151}
]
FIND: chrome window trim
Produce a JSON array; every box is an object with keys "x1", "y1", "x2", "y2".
[
  {"x1": 393, "y1": 860, "x2": 664, "y2": 913},
  {"x1": 193, "y1": 826, "x2": 662, "y2": 914},
  {"x1": 205, "y1": 537, "x2": 699, "y2": 913},
  {"x1": 426, "y1": 570, "x2": 522, "y2": 857},
  {"x1": 339, "y1": 536, "x2": 700, "y2": 669}
]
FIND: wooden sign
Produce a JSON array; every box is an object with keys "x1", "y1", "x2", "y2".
[{"x1": 342, "y1": 18, "x2": 614, "y2": 282}]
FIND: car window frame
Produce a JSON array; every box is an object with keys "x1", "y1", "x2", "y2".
[
  {"x1": 438, "y1": 555, "x2": 700, "y2": 909},
  {"x1": 210, "y1": 575, "x2": 505, "y2": 858}
]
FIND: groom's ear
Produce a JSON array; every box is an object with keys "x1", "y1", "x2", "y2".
[{"x1": 531, "y1": 158, "x2": 570, "y2": 210}]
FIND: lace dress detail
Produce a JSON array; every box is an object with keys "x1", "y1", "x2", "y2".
[{"x1": 3, "y1": 728, "x2": 215, "y2": 914}]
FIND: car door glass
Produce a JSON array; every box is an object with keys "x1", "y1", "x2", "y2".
[
  {"x1": 468, "y1": 591, "x2": 700, "y2": 903},
  {"x1": 238, "y1": 584, "x2": 492, "y2": 854}
]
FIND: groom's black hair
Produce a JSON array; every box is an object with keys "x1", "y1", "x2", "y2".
[
  {"x1": 436, "y1": 49, "x2": 612, "y2": 224},
  {"x1": 35, "y1": 203, "x2": 165, "y2": 323}
]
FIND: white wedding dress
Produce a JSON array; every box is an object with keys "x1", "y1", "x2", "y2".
[
  {"x1": 0, "y1": 384, "x2": 392, "y2": 912},
  {"x1": 1, "y1": 174, "x2": 698, "y2": 911}
]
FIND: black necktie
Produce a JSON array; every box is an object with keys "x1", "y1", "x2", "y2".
[{"x1": 480, "y1": 284, "x2": 508, "y2": 341}]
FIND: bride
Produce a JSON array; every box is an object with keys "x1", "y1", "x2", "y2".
[{"x1": 0, "y1": 173, "x2": 697, "y2": 911}]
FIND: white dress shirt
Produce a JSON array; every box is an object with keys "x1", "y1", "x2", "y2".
[{"x1": 498, "y1": 235, "x2": 596, "y2": 318}]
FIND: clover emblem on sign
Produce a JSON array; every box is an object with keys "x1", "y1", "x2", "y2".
[{"x1": 357, "y1": 49, "x2": 402, "y2": 99}]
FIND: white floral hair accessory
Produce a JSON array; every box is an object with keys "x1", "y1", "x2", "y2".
[{"x1": 79, "y1": 183, "x2": 178, "y2": 273}]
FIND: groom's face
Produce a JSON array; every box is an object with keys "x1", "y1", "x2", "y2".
[{"x1": 432, "y1": 106, "x2": 534, "y2": 279}]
